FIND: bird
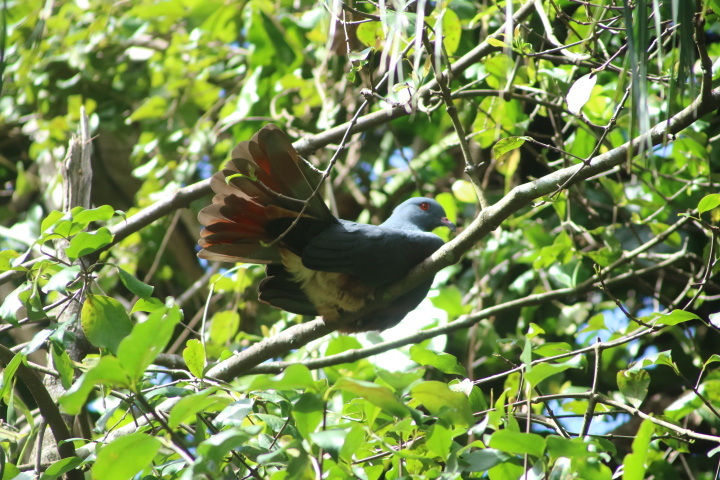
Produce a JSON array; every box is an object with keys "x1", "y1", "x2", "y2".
[{"x1": 197, "y1": 124, "x2": 456, "y2": 333}]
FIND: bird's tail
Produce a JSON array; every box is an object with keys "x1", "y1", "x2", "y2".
[{"x1": 197, "y1": 124, "x2": 334, "y2": 263}]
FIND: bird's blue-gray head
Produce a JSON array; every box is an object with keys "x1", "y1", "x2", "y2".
[{"x1": 382, "y1": 197, "x2": 456, "y2": 233}]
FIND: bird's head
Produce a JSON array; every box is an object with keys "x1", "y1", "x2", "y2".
[{"x1": 384, "y1": 197, "x2": 457, "y2": 233}]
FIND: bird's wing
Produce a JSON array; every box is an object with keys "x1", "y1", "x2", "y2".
[{"x1": 301, "y1": 221, "x2": 444, "y2": 287}]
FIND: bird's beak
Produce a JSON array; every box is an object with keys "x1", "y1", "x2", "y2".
[{"x1": 441, "y1": 218, "x2": 456, "y2": 232}]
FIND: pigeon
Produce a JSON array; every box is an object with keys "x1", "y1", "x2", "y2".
[{"x1": 197, "y1": 124, "x2": 455, "y2": 332}]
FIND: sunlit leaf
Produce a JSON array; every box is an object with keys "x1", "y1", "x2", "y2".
[
  {"x1": 0, "y1": 353, "x2": 25, "y2": 400},
  {"x1": 654, "y1": 309, "x2": 700, "y2": 326},
  {"x1": 117, "y1": 304, "x2": 182, "y2": 385},
  {"x1": 411, "y1": 381, "x2": 474, "y2": 427},
  {"x1": 410, "y1": 345, "x2": 466, "y2": 376},
  {"x1": 525, "y1": 355, "x2": 585, "y2": 386},
  {"x1": 333, "y1": 377, "x2": 410, "y2": 419},
  {"x1": 488, "y1": 430, "x2": 546, "y2": 458},
  {"x1": 91, "y1": 433, "x2": 160, "y2": 480},
  {"x1": 248, "y1": 364, "x2": 315, "y2": 392},
  {"x1": 698, "y1": 194, "x2": 720, "y2": 214},
  {"x1": 168, "y1": 387, "x2": 232, "y2": 429},
  {"x1": 622, "y1": 419, "x2": 655, "y2": 480},
  {"x1": 617, "y1": 369, "x2": 650, "y2": 408},
  {"x1": 81, "y1": 294, "x2": 132, "y2": 355},
  {"x1": 116, "y1": 267, "x2": 153, "y2": 299},
  {"x1": 65, "y1": 228, "x2": 113, "y2": 261},
  {"x1": 0, "y1": 250, "x2": 21, "y2": 272},
  {"x1": 183, "y1": 339, "x2": 206, "y2": 379},
  {"x1": 493, "y1": 136, "x2": 528, "y2": 157},
  {"x1": 39, "y1": 456, "x2": 83, "y2": 480},
  {"x1": 60, "y1": 356, "x2": 130, "y2": 415}
]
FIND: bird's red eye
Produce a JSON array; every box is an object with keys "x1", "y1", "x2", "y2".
[{"x1": 420, "y1": 202, "x2": 429, "y2": 211}]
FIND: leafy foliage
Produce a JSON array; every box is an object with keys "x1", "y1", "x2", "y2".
[{"x1": 1, "y1": 0, "x2": 720, "y2": 478}]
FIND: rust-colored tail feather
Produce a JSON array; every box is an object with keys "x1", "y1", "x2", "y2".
[{"x1": 197, "y1": 124, "x2": 335, "y2": 264}]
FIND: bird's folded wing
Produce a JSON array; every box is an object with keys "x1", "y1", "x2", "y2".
[{"x1": 301, "y1": 222, "x2": 444, "y2": 287}]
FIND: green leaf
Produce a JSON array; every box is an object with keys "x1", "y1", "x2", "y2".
[
  {"x1": 487, "y1": 37, "x2": 510, "y2": 48},
  {"x1": 698, "y1": 194, "x2": 720, "y2": 213},
  {"x1": 332, "y1": 377, "x2": 410, "y2": 419},
  {"x1": 410, "y1": 345, "x2": 467, "y2": 376},
  {"x1": 127, "y1": 96, "x2": 168, "y2": 122},
  {"x1": 39, "y1": 456, "x2": 82, "y2": 480},
  {"x1": 703, "y1": 354, "x2": 720, "y2": 370},
  {"x1": 411, "y1": 381, "x2": 474, "y2": 427},
  {"x1": 209, "y1": 310, "x2": 240, "y2": 346},
  {"x1": 293, "y1": 392, "x2": 324, "y2": 438},
  {"x1": 42, "y1": 265, "x2": 81, "y2": 294},
  {"x1": 587, "y1": 247, "x2": 622, "y2": 267},
  {"x1": 339, "y1": 426, "x2": 366, "y2": 463},
  {"x1": 457, "y1": 448, "x2": 508, "y2": 472},
  {"x1": 488, "y1": 429, "x2": 546, "y2": 458},
  {"x1": 309, "y1": 430, "x2": 347, "y2": 461},
  {"x1": 522, "y1": 336, "x2": 533, "y2": 385},
  {"x1": 248, "y1": 364, "x2": 315, "y2": 392},
  {"x1": 468, "y1": 384, "x2": 489, "y2": 413},
  {"x1": 574, "y1": 456, "x2": 613, "y2": 480},
  {"x1": 648, "y1": 222, "x2": 682, "y2": 247},
  {"x1": 40, "y1": 211, "x2": 66, "y2": 234},
  {"x1": 0, "y1": 283, "x2": 32, "y2": 324},
  {"x1": 426, "y1": 422, "x2": 453, "y2": 460},
  {"x1": 71, "y1": 205, "x2": 115, "y2": 227},
  {"x1": 60, "y1": 356, "x2": 130, "y2": 415},
  {"x1": 532, "y1": 342, "x2": 572, "y2": 357},
  {"x1": 168, "y1": 387, "x2": 231, "y2": 429},
  {"x1": 356, "y1": 21, "x2": 382, "y2": 47},
  {"x1": 117, "y1": 304, "x2": 182, "y2": 386},
  {"x1": 493, "y1": 136, "x2": 528, "y2": 157},
  {"x1": 452, "y1": 179, "x2": 476, "y2": 203},
  {"x1": 91, "y1": 433, "x2": 161, "y2": 480},
  {"x1": 116, "y1": 267, "x2": 154, "y2": 299},
  {"x1": 65, "y1": 228, "x2": 113, "y2": 261},
  {"x1": 617, "y1": 369, "x2": 650, "y2": 408},
  {"x1": 325, "y1": 335, "x2": 364, "y2": 369},
  {"x1": 526, "y1": 322, "x2": 545, "y2": 340},
  {"x1": 375, "y1": 368, "x2": 425, "y2": 391},
  {"x1": 51, "y1": 343, "x2": 74, "y2": 390},
  {"x1": 0, "y1": 250, "x2": 21, "y2": 272},
  {"x1": 131, "y1": 297, "x2": 165, "y2": 313},
  {"x1": 22, "y1": 329, "x2": 53, "y2": 356},
  {"x1": 622, "y1": 418, "x2": 655, "y2": 480},
  {"x1": 196, "y1": 429, "x2": 255, "y2": 468},
  {"x1": 183, "y1": 339, "x2": 206, "y2": 379},
  {"x1": 546, "y1": 436, "x2": 593, "y2": 460},
  {"x1": 437, "y1": 8, "x2": 461, "y2": 56},
  {"x1": 0, "y1": 353, "x2": 25, "y2": 400},
  {"x1": 81, "y1": 294, "x2": 133, "y2": 355},
  {"x1": 214, "y1": 399, "x2": 253, "y2": 428},
  {"x1": 254, "y1": 413, "x2": 287, "y2": 432},
  {"x1": 579, "y1": 313, "x2": 608, "y2": 334},
  {"x1": 629, "y1": 350, "x2": 679, "y2": 375},
  {"x1": 524, "y1": 355, "x2": 584, "y2": 387},
  {"x1": 653, "y1": 309, "x2": 700, "y2": 326}
]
